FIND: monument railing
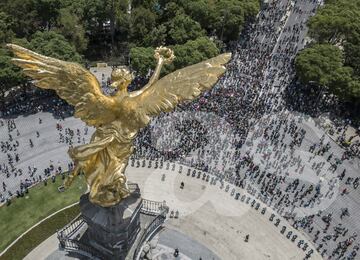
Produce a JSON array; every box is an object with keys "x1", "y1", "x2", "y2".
[
  {"x1": 57, "y1": 214, "x2": 84, "y2": 238},
  {"x1": 62, "y1": 238, "x2": 100, "y2": 259},
  {"x1": 141, "y1": 199, "x2": 167, "y2": 216},
  {"x1": 133, "y1": 209, "x2": 168, "y2": 260},
  {"x1": 57, "y1": 214, "x2": 102, "y2": 258}
]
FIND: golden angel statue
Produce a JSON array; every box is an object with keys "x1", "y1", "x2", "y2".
[{"x1": 7, "y1": 44, "x2": 231, "y2": 207}]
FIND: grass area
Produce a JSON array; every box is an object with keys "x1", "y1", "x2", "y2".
[
  {"x1": 0, "y1": 204, "x2": 80, "y2": 260},
  {"x1": 0, "y1": 175, "x2": 86, "y2": 255}
]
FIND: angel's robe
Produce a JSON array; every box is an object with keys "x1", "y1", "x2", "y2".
[{"x1": 68, "y1": 120, "x2": 137, "y2": 207}]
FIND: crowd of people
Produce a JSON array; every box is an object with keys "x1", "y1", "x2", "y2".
[
  {"x1": 0, "y1": 114, "x2": 85, "y2": 205},
  {"x1": 0, "y1": 0, "x2": 359, "y2": 259},
  {"x1": 132, "y1": 0, "x2": 359, "y2": 259}
]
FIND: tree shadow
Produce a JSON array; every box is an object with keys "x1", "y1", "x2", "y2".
[{"x1": 283, "y1": 80, "x2": 360, "y2": 127}]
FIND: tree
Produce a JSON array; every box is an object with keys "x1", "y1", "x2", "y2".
[
  {"x1": 114, "y1": 2, "x2": 131, "y2": 39},
  {"x1": 0, "y1": 31, "x2": 83, "y2": 106},
  {"x1": 344, "y1": 42, "x2": 360, "y2": 76},
  {"x1": 295, "y1": 44, "x2": 343, "y2": 87},
  {"x1": 306, "y1": 0, "x2": 360, "y2": 77},
  {"x1": 28, "y1": 31, "x2": 83, "y2": 63},
  {"x1": 296, "y1": 0, "x2": 360, "y2": 102},
  {"x1": 179, "y1": 0, "x2": 210, "y2": 29},
  {"x1": 215, "y1": 5, "x2": 245, "y2": 42},
  {"x1": 0, "y1": 48, "x2": 26, "y2": 87},
  {"x1": 177, "y1": 0, "x2": 259, "y2": 42},
  {"x1": 165, "y1": 14, "x2": 205, "y2": 45},
  {"x1": 296, "y1": 44, "x2": 360, "y2": 102},
  {"x1": 171, "y1": 37, "x2": 220, "y2": 70},
  {"x1": 307, "y1": 0, "x2": 360, "y2": 45},
  {"x1": 129, "y1": 47, "x2": 155, "y2": 75},
  {"x1": 80, "y1": 0, "x2": 108, "y2": 33},
  {"x1": 0, "y1": 12, "x2": 15, "y2": 43},
  {"x1": 143, "y1": 24, "x2": 167, "y2": 47},
  {"x1": 0, "y1": 48, "x2": 27, "y2": 106},
  {"x1": 32, "y1": 0, "x2": 62, "y2": 30},
  {"x1": 57, "y1": 8, "x2": 88, "y2": 53},
  {"x1": 130, "y1": 7, "x2": 157, "y2": 45},
  {"x1": 0, "y1": 0, "x2": 39, "y2": 38},
  {"x1": 131, "y1": 0, "x2": 158, "y2": 10},
  {"x1": 105, "y1": 0, "x2": 130, "y2": 47},
  {"x1": 347, "y1": 79, "x2": 360, "y2": 101},
  {"x1": 328, "y1": 66, "x2": 356, "y2": 100},
  {"x1": 159, "y1": 2, "x2": 185, "y2": 22}
]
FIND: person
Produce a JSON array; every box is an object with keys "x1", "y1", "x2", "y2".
[
  {"x1": 340, "y1": 208, "x2": 349, "y2": 219},
  {"x1": 174, "y1": 248, "x2": 179, "y2": 257},
  {"x1": 245, "y1": 234, "x2": 249, "y2": 242},
  {"x1": 180, "y1": 182, "x2": 184, "y2": 189}
]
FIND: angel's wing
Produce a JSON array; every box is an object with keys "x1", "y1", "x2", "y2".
[
  {"x1": 129, "y1": 53, "x2": 231, "y2": 123},
  {"x1": 6, "y1": 44, "x2": 117, "y2": 127}
]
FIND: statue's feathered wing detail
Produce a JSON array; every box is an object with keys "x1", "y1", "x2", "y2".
[
  {"x1": 130, "y1": 53, "x2": 232, "y2": 123},
  {"x1": 6, "y1": 44, "x2": 117, "y2": 127}
]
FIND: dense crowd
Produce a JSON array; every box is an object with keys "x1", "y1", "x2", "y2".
[{"x1": 132, "y1": 0, "x2": 360, "y2": 259}]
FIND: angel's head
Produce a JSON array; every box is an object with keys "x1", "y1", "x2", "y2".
[{"x1": 110, "y1": 66, "x2": 134, "y2": 91}]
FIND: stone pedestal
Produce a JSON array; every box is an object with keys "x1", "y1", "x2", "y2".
[{"x1": 79, "y1": 193, "x2": 142, "y2": 260}]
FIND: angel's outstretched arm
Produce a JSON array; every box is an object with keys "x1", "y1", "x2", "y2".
[
  {"x1": 148, "y1": 57, "x2": 164, "y2": 86},
  {"x1": 128, "y1": 46, "x2": 176, "y2": 98}
]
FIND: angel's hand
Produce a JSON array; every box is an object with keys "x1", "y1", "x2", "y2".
[{"x1": 154, "y1": 46, "x2": 175, "y2": 64}]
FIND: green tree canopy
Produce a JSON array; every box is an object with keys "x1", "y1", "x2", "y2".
[
  {"x1": 0, "y1": 0, "x2": 259, "y2": 63},
  {"x1": 295, "y1": 44, "x2": 344, "y2": 86},
  {"x1": 0, "y1": 48, "x2": 27, "y2": 92},
  {"x1": 33, "y1": 0, "x2": 62, "y2": 29},
  {"x1": 165, "y1": 14, "x2": 205, "y2": 45},
  {"x1": 171, "y1": 36, "x2": 220, "y2": 69},
  {"x1": 307, "y1": 0, "x2": 360, "y2": 77},
  {"x1": 296, "y1": 0, "x2": 360, "y2": 102},
  {"x1": 296, "y1": 44, "x2": 360, "y2": 102},
  {"x1": 129, "y1": 47, "x2": 155, "y2": 76},
  {"x1": 0, "y1": 0, "x2": 259, "y2": 92},
  {"x1": 0, "y1": 12, "x2": 15, "y2": 43},
  {"x1": 57, "y1": 7, "x2": 88, "y2": 52},
  {"x1": 0, "y1": 0, "x2": 39, "y2": 37},
  {"x1": 0, "y1": 30, "x2": 82, "y2": 97},
  {"x1": 130, "y1": 7, "x2": 157, "y2": 45},
  {"x1": 28, "y1": 31, "x2": 83, "y2": 63},
  {"x1": 172, "y1": 0, "x2": 260, "y2": 42},
  {"x1": 308, "y1": 0, "x2": 360, "y2": 45},
  {"x1": 143, "y1": 24, "x2": 167, "y2": 47}
]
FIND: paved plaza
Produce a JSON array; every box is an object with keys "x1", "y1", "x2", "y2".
[{"x1": 23, "y1": 161, "x2": 322, "y2": 260}]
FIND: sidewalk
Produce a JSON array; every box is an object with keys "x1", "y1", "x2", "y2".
[{"x1": 23, "y1": 234, "x2": 58, "y2": 260}]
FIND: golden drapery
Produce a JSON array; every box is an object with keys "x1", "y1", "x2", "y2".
[{"x1": 68, "y1": 121, "x2": 137, "y2": 207}]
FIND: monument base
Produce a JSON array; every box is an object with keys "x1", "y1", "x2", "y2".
[
  {"x1": 57, "y1": 184, "x2": 168, "y2": 260},
  {"x1": 79, "y1": 192, "x2": 142, "y2": 260}
]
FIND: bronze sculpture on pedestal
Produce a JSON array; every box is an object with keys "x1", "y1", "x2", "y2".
[{"x1": 7, "y1": 44, "x2": 231, "y2": 207}]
